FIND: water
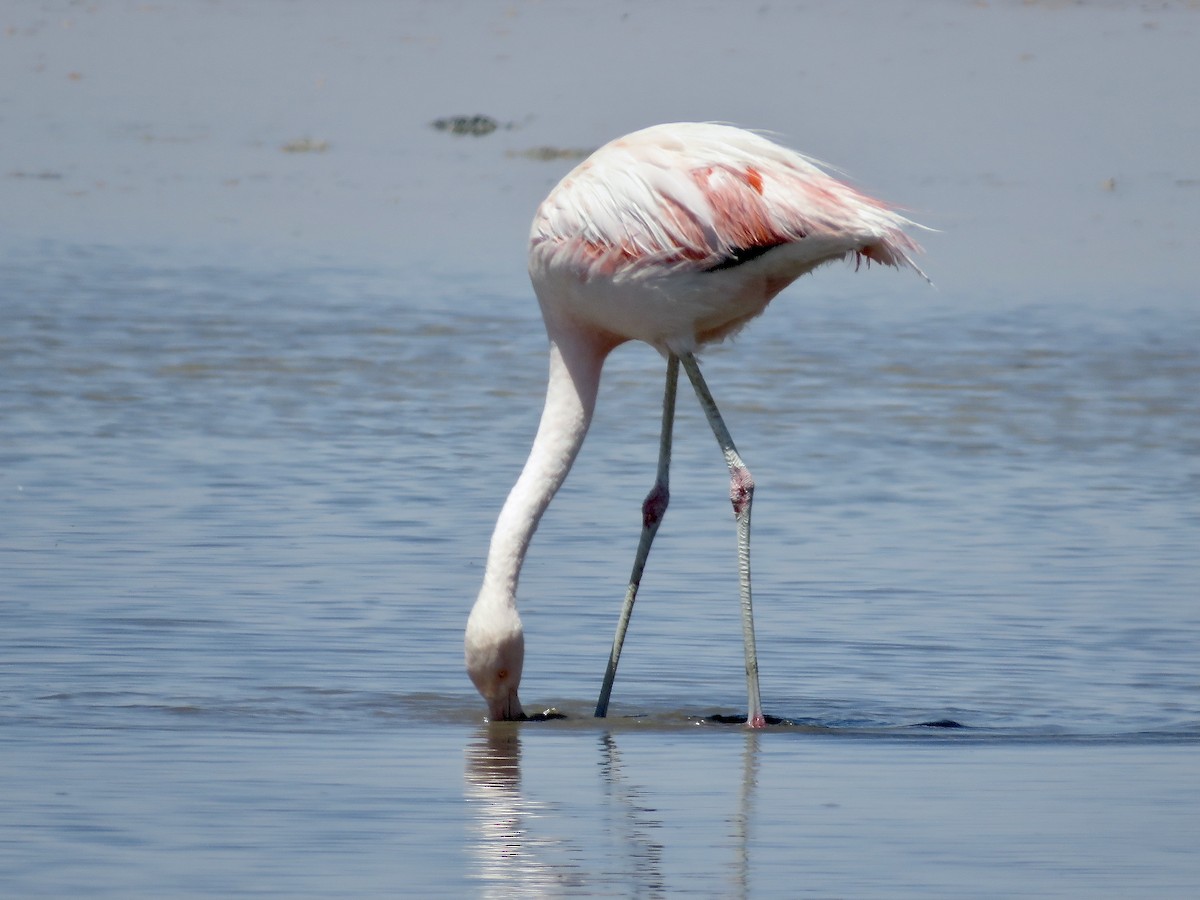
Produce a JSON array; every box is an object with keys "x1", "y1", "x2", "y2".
[
  {"x1": 4, "y1": 1, "x2": 1200, "y2": 896},
  {"x1": 3, "y1": 244, "x2": 1197, "y2": 896}
]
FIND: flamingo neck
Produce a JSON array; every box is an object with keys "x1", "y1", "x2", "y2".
[{"x1": 479, "y1": 333, "x2": 608, "y2": 607}]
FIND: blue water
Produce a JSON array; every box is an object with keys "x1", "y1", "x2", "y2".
[
  {"x1": 2, "y1": 243, "x2": 1198, "y2": 897},
  {"x1": 4, "y1": 0, "x2": 1200, "y2": 894}
]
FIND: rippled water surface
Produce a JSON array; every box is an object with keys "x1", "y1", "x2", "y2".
[
  {"x1": 4, "y1": 1, "x2": 1200, "y2": 896},
  {"x1": 3, "y1": 244, "x2": 1198, "y2": 897}
]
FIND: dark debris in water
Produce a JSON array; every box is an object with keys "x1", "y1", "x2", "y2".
[
  {"x1": 507, "y1": 708, "x2": 966, "y2": 728},
  {"x1": 430, "y1": 114, "x2": 505, "y2": 136},
  {"x1": 526, "y1": 709, "x2": 568, "y2": 721},
  {"x1": 706, "y1": 713, "x2": 789, "y2": 726},
  {"x1": 507, "y1": 145, "x2": 593, "y2": 162},
  {"x1": 280, "y1": 137, "x2": 330, "y2": 154},
  {"x1": 705, "y1": 714, "x2": 967, "y2": 729},
  {"x1": 9, "y1": 170, "x2": 65, "y2": 180},
  {"x1": 428, "y1": 114, "x2": 593, "y2": 162}
]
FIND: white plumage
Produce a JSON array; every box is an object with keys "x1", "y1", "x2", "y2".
[{"x1": 467, "y1": 122, "x2": 926, "y2": 725}]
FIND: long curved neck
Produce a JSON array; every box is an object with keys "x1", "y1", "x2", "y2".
[{"x1": 480, "y1": 332, "x2": 608, "y2": 605}]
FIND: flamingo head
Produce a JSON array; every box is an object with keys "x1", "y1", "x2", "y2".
[{"x1": 464, "y1": 601, "x2": 526, "y2": 721}]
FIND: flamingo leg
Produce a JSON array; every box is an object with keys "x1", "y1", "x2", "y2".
[
  {"x1": 679, "y1": 352, "x2": 766, "y2": 728},
  {"x1": 595, "y1": 354, "x2": 679, "y2": 718}
]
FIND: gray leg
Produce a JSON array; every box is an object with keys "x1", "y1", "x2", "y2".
[
  {"x1": 595, "y1": 354, "x2": 679, "y2": 718},
  {"x1": 679, "y1": 352, "x2": 766, "y2": 728}
]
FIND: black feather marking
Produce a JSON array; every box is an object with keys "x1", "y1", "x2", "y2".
[{"x1": 703, "y1": 242, "x2": 786, "y2": 272}]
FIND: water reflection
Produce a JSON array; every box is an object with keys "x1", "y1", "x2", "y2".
[
  {"x1": 729, "y1": 730, "x2": 761, "y2": 900},
  {"x1": 463, "y1": 725, "x2": 584, "y2": 896},
  {"x1": 464, "y1": 725, "x2": 765, "y2": 896},
  {"x1": 597, "y1": 732, "x2": 665, "y2": 891}
]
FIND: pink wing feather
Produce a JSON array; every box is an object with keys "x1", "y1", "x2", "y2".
[{"x1": 531, "y1": 123, "x2": 925, "y2": 283}]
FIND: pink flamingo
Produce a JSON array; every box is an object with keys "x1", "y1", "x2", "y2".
[{"x1": 465, "y1": 123, "x2": 925, "y2": 727}]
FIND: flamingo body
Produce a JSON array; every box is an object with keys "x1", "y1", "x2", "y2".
[
  {"x1": 466, "y1": 123, "x2": 924, "y2": 724},
  {"x1": 529, "y1": 122, "x2": 922, "y2": 353}
]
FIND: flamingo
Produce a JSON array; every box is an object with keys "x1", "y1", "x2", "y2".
[{"x1": 465, "y1": 122, "x2": 925, "y2": 727}]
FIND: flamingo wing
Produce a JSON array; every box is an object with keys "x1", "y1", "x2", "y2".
[{"x1": 530, "y1": 123, "x2": 925, "y2": 283}]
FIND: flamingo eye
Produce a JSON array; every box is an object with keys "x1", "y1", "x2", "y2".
[{"x1": 497, "y1": 669, "x2": 508, "y2": 680}]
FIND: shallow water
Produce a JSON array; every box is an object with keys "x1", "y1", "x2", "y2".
[
  {"x1": 4, "y1": 0, "x2": 1200, "y2": 896},
  {"x1": 3, "y1": 244, "x2": 1198, "y2": 897}
]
